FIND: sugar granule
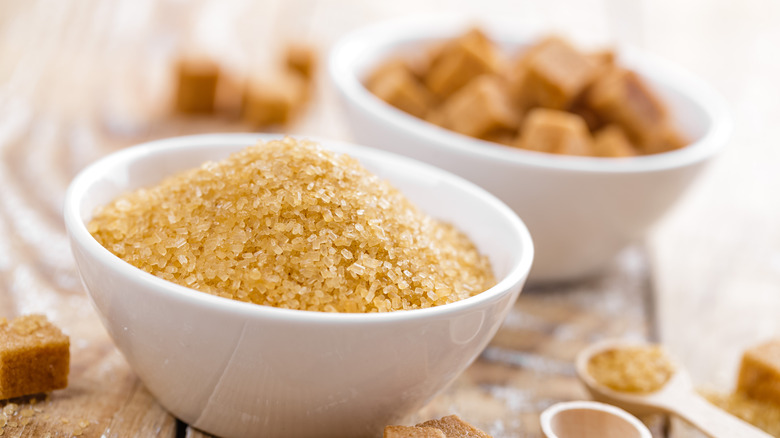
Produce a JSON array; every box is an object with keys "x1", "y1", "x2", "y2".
[
  {"x1": 701, "y1": 390, "x2": 780, "y2": 437},
  {"x1": 587, "y1": 345, "x2": 675, "y2": 393},
  {"x1": 89, "y1": 138, "x2": 495, "y2": 312}
]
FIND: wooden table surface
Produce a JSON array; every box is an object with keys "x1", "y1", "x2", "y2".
[{"x1": 1, "y1": 0, "x2": 779, "y2": 437}]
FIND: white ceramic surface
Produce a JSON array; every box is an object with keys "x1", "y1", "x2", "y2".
[
  {"x1": 329, "y1": 16, "x2": 731, "y2": 282},
  {"x1": 540, "y1": 401, "x2": 652, "y2": 438},
  {"x1": 64, "y1": 133, "x2": 534, "y2": 438}
]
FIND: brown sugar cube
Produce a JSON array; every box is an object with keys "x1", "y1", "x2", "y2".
[
  {"x1": 511, "y1": 37, "x2": 598, "y2": 110},
  {"x1": 215, "y1": 72, "x2": 246, "y2": 118},
  {"x1": 593, "y1": 125, "x2": 637, "y2": 157},
  {"x1": 425, "y1": 28, "x2": 503, "y2": 98},
  {"x1": 417, "y1": 415, "x2": 492, "y2": 438},
  {"x1": 367, "y1": 61, "x2": 436, "y2": 119},
  {"x1": 439, "y1": 75, "x2": 519, "y2": 138},
  {"x1": 242, "y1": 72, "x2": 307, "y2": 127},
  {"x1": 369, "y1": 54, "x2": 429, "y2": 85},
  {"x1": 284, "y1": 43, "x2": 317, "y2": 79},
  {"x1": 586, "y1": 67, "x2": 669, "y2": 152},
  {"x1": 665, "y1": 128, "x2": 688, "y2": 151},
  {"x1": 518, "y1": 108, "x2": 594, "y2": 156},
  {"x1": 588, "y1": 49, "x2": 617, "y2": 67},
  {"x1": 642, "y1": 126, "x2": 688, "y2": 155},
  {"x1": 569, "y1": 103, "x2": 605, "y2": 132},
  {"x1": 174, "y1": 56, "x2": 220, "y2": 114},
  {"x1": 480, "y1": 128, "x2": 517, "y2": 146},
  {"x1": 367, "y1": 59, "x2": 412, "y2": 88},
  {"x1": 737, "y1": 339, "x2": 780, "y2": 404},
  {"x1": 0, "y1": 315, "x2": 69, "y2": 400},
  {"x1": 425, "y1": 108, "x2": 449, "y2": 128},
  {"x1": 384, "y1": 425, "x2": 447, "y2": 438},
  {"x1": 506, "y1": 37, "x2": 556, "y2": 103}
]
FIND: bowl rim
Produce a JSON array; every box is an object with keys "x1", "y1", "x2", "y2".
[
  {"x1": 328, "y1": 15, "x2": 732, "y2": 174},
  {"x1": 539, "y1": 400, "x2": 653, "y2": 438},
  {"x1": 64, "y1": 133, "x2": 534, "y2": 324}
]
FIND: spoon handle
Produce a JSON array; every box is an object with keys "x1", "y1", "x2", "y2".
[{"x1": 669, "y1": 392, "x2": 772, "y2": 438}]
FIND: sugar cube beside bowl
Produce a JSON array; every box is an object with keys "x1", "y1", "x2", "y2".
[
  {"x1": 329, "y1": 16, "x2": 731, "y2": 283},
  {"x1": 63, "y1": 133, "x2": 534, "y2": 438}
]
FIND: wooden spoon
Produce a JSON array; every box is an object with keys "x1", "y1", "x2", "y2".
[
  {"x1": 540, "y1": 400, "x2": 652, "y2": 438},
  {"x1": 575, "y1": 340, "x2": 772, "y2": 438}
]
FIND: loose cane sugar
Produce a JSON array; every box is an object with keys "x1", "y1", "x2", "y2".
[
  {"x1": 700, "y1": 339, "x2": 780, "y2": 437},
  {"x1": 587, "y1": 344, "x2": 675, "y2": 394},
  {"x1": 89, "y1": 138, "x2": 495, "y2": 313}
]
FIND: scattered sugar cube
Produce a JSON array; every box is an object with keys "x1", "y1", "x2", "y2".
[
  {"x1": 242, "y1": 72, "x2": 307, "y2": 127},
  {"x1": 0, "y1": 315, "x2": 69, "y2": 400},
  {"x1": 737, "y1": 339, "x2": 780, "y2": 404},
  {"x1": 285, "y1": 43, "x2": 317, "y2": 79},
  {"x1": 174, "y1": 56, "x2": 220, "y2": 114}
]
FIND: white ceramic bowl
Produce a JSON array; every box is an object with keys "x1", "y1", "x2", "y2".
[
  {"x1": 540, "y1": 401, "x2": 652, "y2": 438},
  {"x1": 64, "y1": 133, "x2": 533, "y2": 438},
  {"x1": 329, "y1": 17, "x2": 731, "y2": 282}
]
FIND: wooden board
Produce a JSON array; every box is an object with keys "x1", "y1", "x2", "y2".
[
  {"x1": 2, "y1": 0, "x2": 780, "y2": 437},
  {"x1": 406, "y1": 248, "x2": 664, "y2": 436}
]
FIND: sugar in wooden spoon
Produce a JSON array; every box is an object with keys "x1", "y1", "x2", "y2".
[{"x1": 576, "y1": 340, "x2": 771, "y2": 438}]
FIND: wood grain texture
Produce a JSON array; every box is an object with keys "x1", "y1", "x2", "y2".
[
  {"x1": 641, "y1": 1, "x2": 780, "y2": 437},
  {"x1": 185, "y1": 428, "x2": 213, "y2": 438},
  {"x1": 2, "y1": 0, "x2": 778, "y2": 437},
  {"x1": 397, "y1": 248, "x2": 664, "y2": 437}
]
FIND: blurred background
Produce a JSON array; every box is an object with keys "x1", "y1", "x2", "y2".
[
  {"x1": 2, "y1": 0, "x2": 773, "y2": 142},
  {"x1": 1, "y1": 0, "x2": 780, "y2": 436}
]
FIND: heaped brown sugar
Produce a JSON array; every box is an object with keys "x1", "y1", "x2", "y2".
[
  {"x1": 587, "y1": 345, "x2": 675, "y2": 394},
  {"x1": 0, "y1": 315, "x2": 70, "y2": 400},
  {"x1": 417, "y1": 415, "x2": 492, "y2": 438},
  {"x1": 88, "y1": 138, "x2": 495, "y2": 313},
  {"x1": 384, "y1": 425, "x2": 446, "y2": 438}
]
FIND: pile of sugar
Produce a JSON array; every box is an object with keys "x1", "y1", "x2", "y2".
[
  {"x1": 701, "y1": 390, "x2": 780, "y2": 436},
  {"x1": 88, "y1": 138, "x2": 495, "y2": 313},
  {"x1": 587, "y1": 345, "x2": 675, "y2": 393}
]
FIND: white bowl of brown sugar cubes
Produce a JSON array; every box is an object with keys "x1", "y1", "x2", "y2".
[
  {"x1": 329, "y1": 16, "x2": 731, "y2": 283},
  {"x1": 64, "y1": 134, "x2": 533, "y2": 438}
]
